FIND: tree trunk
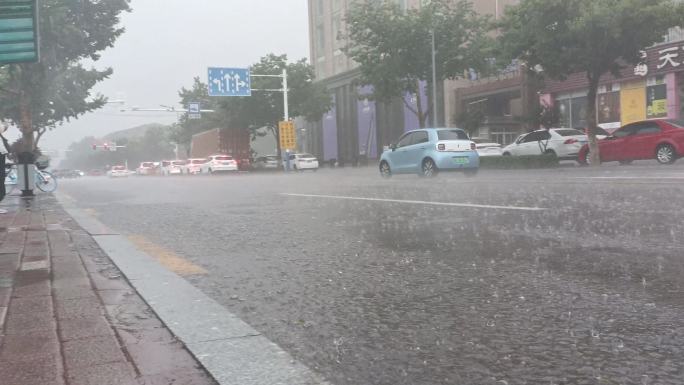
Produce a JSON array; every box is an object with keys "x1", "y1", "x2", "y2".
[
  {"x1": 586, "y1": 72, "x2": 600, "y2": 166},
  {"x1": 415, "y1": 79, "x2": 426, "y2": 128},
  {"x1": 19, "y1": 91, "x2": 34, "y2": 156}
]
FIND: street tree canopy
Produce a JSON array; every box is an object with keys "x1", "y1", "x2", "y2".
[
  {"x1": 498, "y1": 0, "x2": 684, "y2": 165},
  {"x1": 0, "y1": 0, "x2": 131, "y2": 152},
  {"x1": 345, "y1": 0, "x2": 493, "y2": 128},
  {"x1": 174, "y1": 54, "x2": 332, "y2": 151}
]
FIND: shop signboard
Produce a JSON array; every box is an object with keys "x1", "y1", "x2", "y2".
[
  {"x1": 620, "y1": 81, "x2": 647, "y2": 125},
  {"x1": 646, "y1": 76, "x2": 668, "y2": 119}
]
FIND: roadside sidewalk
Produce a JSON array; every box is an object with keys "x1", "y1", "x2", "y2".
[{"x1": 0, "y1": 194, "x2": 217, "y2": 385}]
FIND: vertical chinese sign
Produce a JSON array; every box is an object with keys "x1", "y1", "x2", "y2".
[{"x1": 646, "y1": 76, "x2": 668, "y2": 119}]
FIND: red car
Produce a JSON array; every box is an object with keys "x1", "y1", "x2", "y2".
[{"x1": 578, "y1": 119, "x2": 684, "y2": 165}]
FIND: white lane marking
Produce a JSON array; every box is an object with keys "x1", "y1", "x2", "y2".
[
  {"x1": 281, "y1": 193, "x2": 547, "y2": 212},
  {"x1": 574, "y1": 176, "x2": 684, "y2": 180}
]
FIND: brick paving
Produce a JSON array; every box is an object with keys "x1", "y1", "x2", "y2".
[{"x1": 0, "y1": 195, "x2": 217, "y2": 385}]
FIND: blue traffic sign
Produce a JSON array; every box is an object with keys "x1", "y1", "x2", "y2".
[
  {"x1": 208, "y1": 67, "x2": 251, "y2": 97},
  {"x1": 188, "y1": 102, "x2": 200, "y2": 113},
  {"x1": 188, "y1": 102, "x2": 201, "y2": 120}
]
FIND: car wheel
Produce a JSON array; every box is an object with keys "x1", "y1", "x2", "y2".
[
  {"x1": 502, "y1": 152, "x2": 511, "y2": 156},
  {"x1": 464, "y1": 168, "x2": 478, "y2": 177},
  {"x1": 656, "y1": 144, "x2": 677, "y2": 164},
  {"x1": 619, "y1": 160, "x2": 633, "y2": 165},
  {"x1": 379, "y1": 161, "x2": 392, "y2": 179},
  {"x1": 544, "y1": 149, "x2": 557, "y2": 158},
  {"x1": 421, "y1": 158, "x2": 438, "y2": 177}
]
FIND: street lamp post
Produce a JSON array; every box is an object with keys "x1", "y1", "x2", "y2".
[{"x1": 431, "y1": 29, "x2": 438, "y2": 127}]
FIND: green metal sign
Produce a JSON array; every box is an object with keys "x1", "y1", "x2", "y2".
[{"x1": 0, "y1": 0, "x2": 39, "y2": 65}]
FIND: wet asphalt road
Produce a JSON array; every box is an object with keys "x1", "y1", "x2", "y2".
[{"x1": 59, "y1": 162, "x2": 684, "y2": 385}]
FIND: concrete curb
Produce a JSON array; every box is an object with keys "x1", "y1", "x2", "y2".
[{"x1": 56, "y1": 193, "x2": 329, "y2": 385}]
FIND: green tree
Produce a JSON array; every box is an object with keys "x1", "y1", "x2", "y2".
[
  {"x1": 174, "y1": 54, "x2": 332, "y2": 150},
  {"x1": 498, "y1": 0, "x2": 684, "y2": 165},
  {"x1": 0, "y1": 0, "x2": 131, "y2": 153},
  {"x1": 345, "y1": 0, "x2": 493, "y2": 128}
]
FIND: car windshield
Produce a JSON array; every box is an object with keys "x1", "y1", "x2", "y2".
[
  {"x1": 190, "y1": 159, "x2": 206, "y2": 164},
  {"x1": 298, "y1": 154, "x2": 316, "y2": 159},
  {"x1": 214, "y1": 156, "x2": 233, "y2": 161},
  {"x1": 141, "y1": 162, "x2": 154, "y2": 167},
  {"x1": 437, "y1": 130, "x2": 469, "y2": 140},
  {"x1": 112, "y1": 166, "x2": 125, "y2": 171},
  {"x1": 266, "y1": 156, "x2": 279, "y2": 161},
  {"x1": 554, "y1": 129, "x2": 585, "y2": 136},
  {"x1": 172, "y1": 160, "x2": 187, "y2": 166},
  {"x1": 666, "y1": 119, "x2": 684, "y2": 128}
]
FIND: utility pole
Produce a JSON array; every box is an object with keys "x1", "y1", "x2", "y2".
[
  {"x1": 283, "y1": 68, "x2": 289, "y2": 121},
  {"x1": 251, "y1": 68, "x2": 290, "y2": 159},
  {"x1": 431, "y1": 29, "x2": 438, "y2": 127}
]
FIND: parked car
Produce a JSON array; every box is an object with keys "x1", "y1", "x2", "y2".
[
  {"x1": 160, "y1": 160, "x2": 186, "y2": 176},
  {"x1": 200, "y1": 155, "x2": 239, "y2": 174},
  {"x1": 181, "y1": 158, "x2": 207, "y2": 175},
  {"x1": 107, "y1": 165, "x2": 129, "y2": 178},
  {"x1": 284, "y1": 153, "x2": 319, "y2": 171},
  {"x1": 254, "y1": 155, "x2": 281, "y2": 170},
  {"x1": 471, "y1": 138, "x2": 503, "y2": 157},
  {"x1": 379, "y1": 128, "x2": 479, "y2": 178},
  {"x1": 88, "y1": 169, "x2": 104, "y2": 177},
  {"x1": 578, "y1": 119, "x2": 684, "y2": 165},
  {"x1": 502, "y1": 128, "x2": 588, "y2": 161},
  {"x1": 136, "y1": 162, "x2": 156, "y2": 175}
]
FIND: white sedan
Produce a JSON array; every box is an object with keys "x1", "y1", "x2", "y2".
[
  {"x1": 200, "y1": 155, "x2": 239, "y2": 174},
  {"x1": 471, "y1": 138, "x2": 503, "y2": 157},
  {"x1": 107, "y1": 165, "x2": 129, "y2": 178},
  {"x1": 501, "y1": 128, "x2": 588, "y2": 161},
  {"x1": 181, "y1": 158, "x2": 208, "y2": 175},
  {"x1": 284, "y1": 153, "x2": 319, "y2": 171},
  {"x1": 160, "y1": 160, "x2": 186, "y2": 176}
]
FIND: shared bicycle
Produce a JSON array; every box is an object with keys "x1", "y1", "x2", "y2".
[{"x1": 5, "y1": 164, "x2": 58, "y2": 193}]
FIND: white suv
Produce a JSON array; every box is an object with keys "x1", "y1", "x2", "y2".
[
  {"x1": 200, "y1": 155, "x2": 239, "y2": 174},
  {"x1": 501, "y1": 128, "x2": 588, "y2": 161}
]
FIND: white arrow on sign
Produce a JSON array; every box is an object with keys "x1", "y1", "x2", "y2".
[{"x1": 234, "y1": 74, "x2": 248, "y2": 90}]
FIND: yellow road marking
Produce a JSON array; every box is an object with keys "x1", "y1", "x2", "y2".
[
  {"x1": 83, "y1": 208, "x2": 100, "y2": 217},
  {"x1": 127, "y1": 235, "x2": 208, "y2": 276}
]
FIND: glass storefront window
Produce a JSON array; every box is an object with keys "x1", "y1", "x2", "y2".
[
  {"x1": 571, "y1": 96, "x2": 588, "y2": 129},
  {"x1": 556, "y1": 94, "x2": 587, "y2": 128},
  {"x1": 598, "y1": 91, "x2": 621, "y2": 124}
]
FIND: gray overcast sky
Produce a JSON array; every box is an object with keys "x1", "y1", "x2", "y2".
[{"x1": 40, "y1": 0, "x2": 310, "y2": 153}]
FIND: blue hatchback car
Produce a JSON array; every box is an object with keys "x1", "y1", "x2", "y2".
[{"x1": 379, "y1": 128, "x2": 480, "y2": 178}]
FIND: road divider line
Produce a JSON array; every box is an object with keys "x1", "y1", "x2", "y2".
[
  {"x1": 574, "y1": 176, "x2": 684, "y2": 180},
  {"x1": 280, "y1": 193, "x2": 547, "y2": 212}
]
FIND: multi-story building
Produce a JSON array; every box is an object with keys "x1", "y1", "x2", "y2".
[{"x1": 304, "y1": 0, "x2": 520, "y2": 163}]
